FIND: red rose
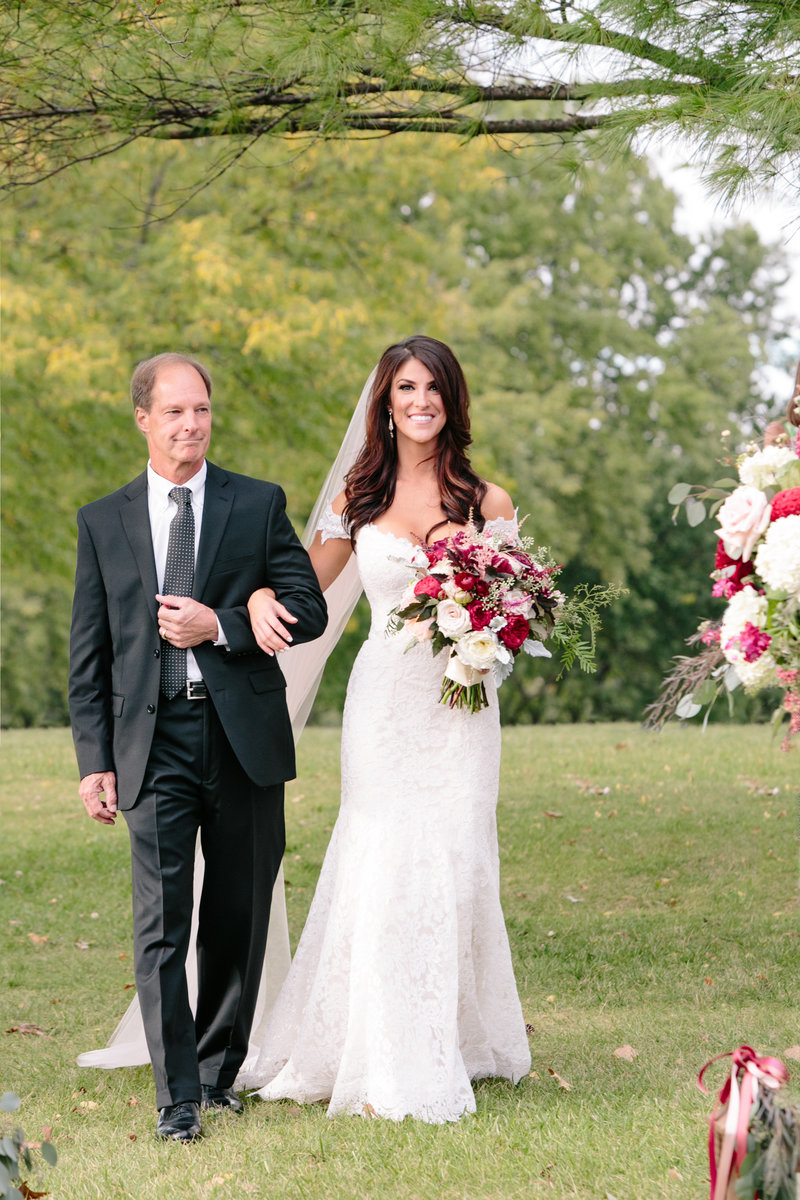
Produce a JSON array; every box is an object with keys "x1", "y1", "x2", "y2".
[
  {"x1": 770, "y1": 487, "x2": 800, "y2": 522},
  {"x1": 467, "y1": 601, "x2": 493, "y2": 630},
  {"x1": 414, "y1": 576, "x2": 444, "y2": 600},
  {"x1": 474, "y1": 579, "x2": 490, "y2": 597},
  {"x1": 499, "y1": 614, "x2": 530, "y2": 651},
  {"x1": 454, "y1": 572, "x2": 476, "y2": 591},
  {"x1": 713, "y1": 540, "x2": 754, "y2": 586}
]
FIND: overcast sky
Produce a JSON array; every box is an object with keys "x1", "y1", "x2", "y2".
[{"x1": 649, "y1": 146, "x2": 800, "y2": 412}]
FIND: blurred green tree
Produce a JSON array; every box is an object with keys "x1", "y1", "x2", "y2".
[{"x1": 1, "y1": 134, "x2": 786, "y2": 725}]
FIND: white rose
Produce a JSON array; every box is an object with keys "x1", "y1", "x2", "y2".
[
  {"x1": 715, "y1": 486, "x2": 770, "y2": 562},
  {"x1": 436, "y1": 598, "x2": 473, "y2": 639},
  {"x1": 738, "y1": 445, "x2": 796, "y2": 490},
  {"x1": 455, "y1": 629, "x2": 500, "y2": 670},
  {"x1": 408, "y1": 546, "x2": 431, "y2": 570}
]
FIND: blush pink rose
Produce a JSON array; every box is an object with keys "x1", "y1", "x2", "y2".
[
  {"x1": 715, "y1": 486, "x2": 770, "y2": 562},
  {"x1": 406, "y1": 617, "x2": 434, "y2": 641}
]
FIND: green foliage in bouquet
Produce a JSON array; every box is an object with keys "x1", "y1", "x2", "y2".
[
  {"x1": 0, "y1": 1092, "x2": 57, "y2": 1200},
  {"x1": 735, "y1": 1090, "x2": 800, "y2": 1200}
]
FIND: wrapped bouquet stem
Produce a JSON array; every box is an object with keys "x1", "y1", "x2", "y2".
[{"x1": 440, "y1": 650, "x2": 488, "y2": 712}]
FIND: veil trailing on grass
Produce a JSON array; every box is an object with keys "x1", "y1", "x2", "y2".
[{"x1": 77, "y1": 372, "x2": 374, "y2": 1070}]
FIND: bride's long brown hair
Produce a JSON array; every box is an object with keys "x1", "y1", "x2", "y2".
[{"x1": 344, "y1": 336, "x2": 488, "y2": 542}]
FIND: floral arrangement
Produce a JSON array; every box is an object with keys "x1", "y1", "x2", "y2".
[
  {"x1": 387, "y1": 519, "x2": 619, "y2": 712},
  {"x1": 698, "y1": 1045, "x2": 797, "y2": 1200},
  {"x1": 645, "y1": 424, "x2": 800, "y2": 746}
]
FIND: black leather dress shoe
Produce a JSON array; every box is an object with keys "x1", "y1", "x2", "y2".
[
  {"x1": 201, "y1": 1084, "x2": 244, "y2": 1114},
  {"x1": 156, "y1": 1101, "x2": 202, "y2": 1142}
]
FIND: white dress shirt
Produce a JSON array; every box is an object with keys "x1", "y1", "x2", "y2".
[{"x1": 146, "y1": 461, "x2": 226, "y2": 680}]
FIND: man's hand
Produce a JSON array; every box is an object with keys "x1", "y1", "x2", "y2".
[
  {"x1": 156, "y1": 595, "x2": 218, "y2": 648},
  {"x1": 79, "y1": 771, "x2": 118, "y2": 825},
  {"x1": 247, "y1": 588, "x2": 298, "y2": 656}
]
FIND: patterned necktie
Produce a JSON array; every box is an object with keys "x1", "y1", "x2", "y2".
[{"x1": 160, "y1": 486, "x2": 195, "y2": 699}]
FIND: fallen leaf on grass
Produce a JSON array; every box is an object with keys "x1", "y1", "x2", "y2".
[
  {"x1": 127, "y1": 1095, "x2": 140, "y2": 1107},
  {"x1": 19, "y1": 1184, "x2": 48, "y2": 1198},
  {"x1": 525, "y1": 1023, "x2": 535, "y2": 1034},
  {"x1": 783, "y1": 1045, "x2": 800, "y2": 1062},
  {"x1": 543, "y1": 811, "x2": 563, "y2": 819},
  {"x1": 362, "y1": 1102, "x2": 378, "y2": 1117},
  {"x1": 613, "y1": 1044, "x2": 638, "y2": 1062},
  {"x1": 668, "y1": 1168, "x2": 683, "y2": 1180},
  {"x1": 6, "y1": 1024, "x2": 50, "y2": 1038},
  {"x1": 547, "y1": 1067, "x2": 572, "y2": 1090},
  {"x1": 28, "y1": 933, "x2": 48, "y2": 944},
  {"x1": 74, "y1": 941, "x2": 90, "y2": 950}
]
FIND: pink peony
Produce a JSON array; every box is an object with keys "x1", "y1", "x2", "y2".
[
  {"x1": 715, "y1": 486, "x2": 770, "y2": 562},
  {"x1": 414, "y1": 576, "x2": 443, "y2": 600}
]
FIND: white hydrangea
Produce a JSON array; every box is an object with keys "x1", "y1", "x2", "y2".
[
  {"x1": 754, "y1": 515, "x2": 800, "y2": 595},
  {"x1": 719, "y1": 585, "x2": 767, "y2": 645},
  {"x1": 738, "y1": 445, "x2": 796, "y2": 489},
  {"x1": 731, "y1": 649, "x2": 780, "y2": 691},
  {"x1": 719, "y1": 585, "x2": 778, "y2": 689}
]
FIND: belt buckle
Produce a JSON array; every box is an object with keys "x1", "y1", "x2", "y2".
[{"x1": 186, "y1": 680, "x2": 207, "y2": 700}]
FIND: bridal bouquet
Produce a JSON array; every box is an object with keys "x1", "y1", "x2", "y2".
[
  {"x1": 646, "y1": 426, "x2": 800, "y2": 746},
  {"x1": 387, "y1": 520, "x2": 617, "y2": 712}
]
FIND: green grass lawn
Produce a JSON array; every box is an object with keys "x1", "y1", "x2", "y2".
[{"x1": 1, "y1": 723, "x2": 798, "y2": 1199}]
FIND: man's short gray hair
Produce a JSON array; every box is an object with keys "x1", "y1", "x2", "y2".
[{"x1": 130, "y1": 353, "x2": 213, "y2": 412}]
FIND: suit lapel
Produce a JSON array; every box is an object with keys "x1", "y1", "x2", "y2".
[
  {"x1": 120, "y1": 472, "x2": 160, "y2": 626},
  {"x1": 194, "y1": 461, "x2": 232, "y2": 599}
]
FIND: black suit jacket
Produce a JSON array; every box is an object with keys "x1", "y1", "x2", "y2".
[{"x1": 69, "y1": 461, "x2": 327, "y2": 809}]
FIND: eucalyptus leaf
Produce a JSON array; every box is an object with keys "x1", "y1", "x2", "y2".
[
  {"x1": 686, "y1": 497, "x2": 707, "y2": 527},
  {"x1": 725, "y1": 665, "x2": 742, "y2": 691},
  {"x1": 675, "y1": 695, "x2": 702, "y2": 719},
  {"x1": 41, "y1": 1142, "x2": 57, "y2": 1167},
  {"x1": 713, "y1": 478, "x2": 739, "y2": 488},
  {"x1": 667, "y1": 482, "x2": 692, "y2": 505},
  {"x1": 693, "y1": 679, "x2": 717, "y2": 706},
  {"x1": 0, "y1": 1096, "x2": 19, "y2": 1114}
]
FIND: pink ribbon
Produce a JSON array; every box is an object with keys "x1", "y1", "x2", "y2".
[{"x1": 698, "y1": 1045, "x2": 789, "y2": 1200}]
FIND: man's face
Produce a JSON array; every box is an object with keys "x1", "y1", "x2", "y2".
[{"x1": 135, "y1": 362, "x2": 212, "y2": 481}]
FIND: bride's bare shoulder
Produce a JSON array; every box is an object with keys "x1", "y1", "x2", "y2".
[
  {"x1": 480, "y1": 482, "x2": 515, "y2": 521},
  {"x1": 331, "y1": 490, "x2": 348, "y2": 516}
]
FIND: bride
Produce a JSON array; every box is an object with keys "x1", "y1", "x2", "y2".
[
  {"x1": 241, "y1": 335, "x2": 531, "y2": 1122},
  {"x1": 78, "y1": 335, "x2": 531, "y2": 1123}
]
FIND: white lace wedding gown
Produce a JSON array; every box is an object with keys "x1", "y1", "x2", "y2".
[{"x1": 236, "y1": 509, "x2": 531, "y2": 1123}]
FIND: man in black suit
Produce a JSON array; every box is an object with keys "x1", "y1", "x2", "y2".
[{"x1": 68, "y1": 353, "x2": 327, "y2": 1141}]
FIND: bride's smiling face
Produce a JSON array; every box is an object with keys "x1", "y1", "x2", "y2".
[{"x1": 389, "y1": 358, "x2": 446, "y2": 446}]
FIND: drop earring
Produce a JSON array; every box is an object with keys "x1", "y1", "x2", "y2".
[{"x1": 388, "y1": 410, "x2": 394, "y2": 439}]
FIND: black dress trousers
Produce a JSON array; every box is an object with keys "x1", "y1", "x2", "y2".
[{"x1": 122, "y1": 693, "x2": 285, "y2": 1109}]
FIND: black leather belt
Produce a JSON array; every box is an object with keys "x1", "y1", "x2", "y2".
[{"x1": 185, "y1": 680, "x2": 208, "y2": 699}]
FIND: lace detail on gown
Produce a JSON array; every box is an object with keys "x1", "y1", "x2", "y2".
[
  {"x1": 236, "y1": 518, "x2": 531, "y2": 1122},
  {"x1": 317, "y1": 500, "x2": 350, "y2": 543}
]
